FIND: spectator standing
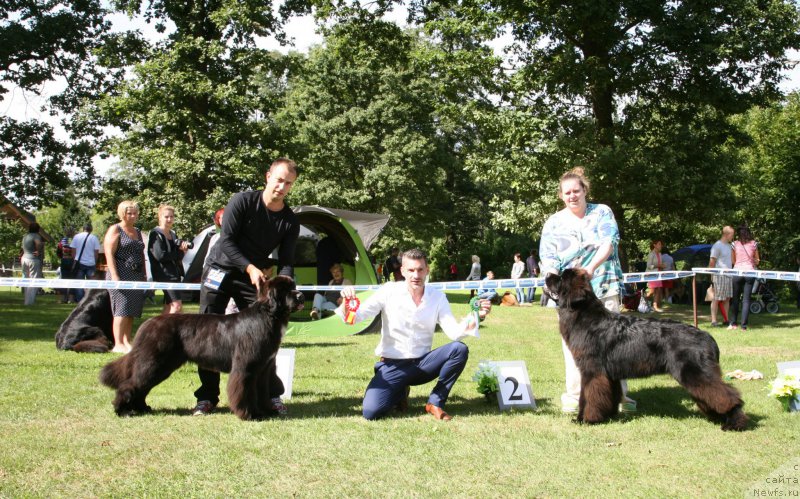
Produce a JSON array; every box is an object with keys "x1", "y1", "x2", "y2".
[
  {"x1": 70, "y1": 223, "x2": 101, "y2": 302},
  {"x1": 104, "y1": 200, "x2": 148, "y2": 353},
  {"x1": 21, "y1": 222, "x2": 45, "y2": 305},
  {"x1": 728, "y1": 224, "x2": 760, "y2": 331},
  {"x1": 796, "y1": 255, "x2": 800, "y2": 309},
  {"x1": 525, "y1": 249, "x2": 539, "y2": 304},
  {"x1": 661, "y1": 248, "x2": 675, "y2": 303},
  {"x1": 465, "y1": 255, "x2": 481, "y2": 298},
  {"x1": 646, "y1": 240, "x2": 666, "y2": 312},
  {"x1": 148, "y1": 205, "x2": 190, "y2": 315},
  {"x1": 384, "y1": 248, "x2": 401, "y2": 282},
  {"x1": 511, "y1": 253, "x2": 525, "y2": 303},
  {"x1": 448, "y1": 262, "x2": 458, "y2": 282},
  {"x1": 709, "y1": 226, "x2": 734, "y2": 327},
  {"x1": 57, "y1": 227, "x2": 76, "y2": 303}
]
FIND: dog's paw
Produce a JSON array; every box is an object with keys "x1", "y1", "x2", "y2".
[{"x1": 721, "y1": 409, "x2": 748, "y2": 431}]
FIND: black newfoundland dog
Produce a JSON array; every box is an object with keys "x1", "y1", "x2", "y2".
[
  {"x1": 100, "y1": 276, "x2": 304, "y2": 420},
  {"x1": 545, "y1": 268, "x2": 747, "y2": 431},
  {"x1": 55, "y1": 289, "x2": 114, "y2": 353}
]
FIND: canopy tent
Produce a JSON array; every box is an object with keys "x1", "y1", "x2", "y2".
[
  {"x1": 181, "y1": 205, "x2": 390, "y2": 337},
  {"x1": 672, "y1": 244, "x2": 713, "y2": 271}
]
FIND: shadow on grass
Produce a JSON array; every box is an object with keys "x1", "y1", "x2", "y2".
[
  {"x1": 654, "y1": 303, "x2": 800, "y2": 329},
  {"x1": 282, "y1": 341, "x2": 352, "y2": 349},
  {"x1": 620, "y1": 384, "x2": 762, "y2": 430},
  {"x1": 122, "y1": 394, "x2": 553, "y2": 420},
  {"x1": 138, "y1": 394, "x2": 367, "y2": 419}
]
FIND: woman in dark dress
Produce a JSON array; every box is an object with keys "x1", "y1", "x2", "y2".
[
  {"x1": 148, "y1": 204, "x2": 190, "y2": 315},
  {"x1": 104, "y1": 200, "x2": 147, "y2": 353}
]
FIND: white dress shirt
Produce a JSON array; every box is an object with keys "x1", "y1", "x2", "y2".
[{"x1": 339, "y1": 281, "x2": 473, "y2": 359}]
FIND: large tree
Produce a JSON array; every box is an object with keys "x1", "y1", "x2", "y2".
[
  {"x1": 411, "y1": 0, "x2": 800, "y2": 255},
  {"x1": 278, "y1": 14, "x2": 504, "y2": 273},
  {"x1": 93, "y1": 0, "x2": 302, "y2": 232},
  {"x1": 1, "y1": 0, "x2": 113, "y2": 207}
]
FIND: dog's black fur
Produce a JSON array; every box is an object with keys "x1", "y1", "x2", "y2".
[
  {"x1": 545, "y1": 268, "x2": 747, "y2": 431},
  {"x1": 99, "y1": 276, "x2": 304, "y2": 420},
  {"x1": 55, "y1": 289, "x2": 114, "y2": 353}
]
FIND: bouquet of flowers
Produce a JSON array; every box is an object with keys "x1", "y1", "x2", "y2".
[
  {"x1": 472, "y1": 361, "x2": 499, "y2": 400},
  {"x1": 767, "y1": 372, "x2": 800, "y2": 412}
]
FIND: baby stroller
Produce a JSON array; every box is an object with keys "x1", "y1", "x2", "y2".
[
  {"x1": 621, "y1": 284, "x2": 651, "y2": 313},
  {"x1": 749, "y1": 278, "x2": 780, "y2": 314}
]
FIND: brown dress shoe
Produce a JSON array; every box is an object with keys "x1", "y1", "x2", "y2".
[{"x1": 425, "y1": 403, "x2": 452, "y2": 421}]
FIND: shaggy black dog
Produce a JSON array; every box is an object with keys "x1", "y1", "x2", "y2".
[
  {"x1": 55, "y1": 289, "x2": 113, "y2": 353},
  {"x1": 545, "y1": 268, "x2": 747, "y2": 431},
  {"x1": 99, "y1": 276, "x2": 304, "y2": 420}
]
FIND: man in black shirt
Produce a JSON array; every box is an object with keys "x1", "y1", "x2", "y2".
[{"x1": 193, "y1": 158, "x2": 300, "y2": 416}]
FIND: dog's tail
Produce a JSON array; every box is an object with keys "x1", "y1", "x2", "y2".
[
  {"x1": 99, "y1": 355, "x2": 132, "y2": 388},
  {"x1": 73, "y1": 340, "x2": 111, "y2": 353}
]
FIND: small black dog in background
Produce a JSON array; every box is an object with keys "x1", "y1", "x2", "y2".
[
  {"x1": 545, "y1": 268, "x2": 747, "y2": 431},
  {"x1": 55, "y1": 289, "x2": 113, "y2": 353}
]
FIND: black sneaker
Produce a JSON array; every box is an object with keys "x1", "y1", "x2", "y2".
[{"x1": 192, "y1": 400, "x2": 215, "y2": 416}]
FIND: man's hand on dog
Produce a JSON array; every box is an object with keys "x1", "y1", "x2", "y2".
[{"x1": 246, "y1": 264, "x2": 267, "y2": 291}]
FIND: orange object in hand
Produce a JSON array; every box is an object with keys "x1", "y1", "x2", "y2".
[{"x1": 345, "y1": 297, "x2": 360, "y2": 325}]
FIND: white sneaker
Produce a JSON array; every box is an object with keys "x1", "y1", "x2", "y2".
[{"x1": 561, "y1": 399, "x2": 579, "y2": 414}]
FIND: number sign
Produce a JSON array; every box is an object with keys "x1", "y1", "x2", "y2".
[
  {"x1": 494, "y1": 361, "x2": 536, "y2": 411},
  {"x1": 275, "y1": 349, "x2": 296, "y2": 400}
]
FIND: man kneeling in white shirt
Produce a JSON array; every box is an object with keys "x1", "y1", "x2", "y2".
[{"x1": 337, "y1": 248, "x2": 492, "y2": 421}]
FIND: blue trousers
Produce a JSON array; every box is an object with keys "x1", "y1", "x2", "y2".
[
  {"x1": 72, "y1": 263, "x2": 96, "y2": 302},
  {"x1": 730, "y1": 276, "x2": 755, "y2": 327},
  {"x1": 363, "y1": 341, "x2": 469, "y2": 420}
]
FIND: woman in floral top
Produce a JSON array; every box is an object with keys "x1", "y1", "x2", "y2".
[{"x1": 539, "y1": 167, "x2": 635, "y2": 414}]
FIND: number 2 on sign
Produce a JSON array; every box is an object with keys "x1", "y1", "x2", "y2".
[
  {"x1": 494, "y1": 361, "x2": 536, "y2": 410},
  {"x1": 504, "y1": 377, "x2": 523, "y2": 401}
]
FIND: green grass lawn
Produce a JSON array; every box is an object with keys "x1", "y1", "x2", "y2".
[{"x1": 1, "y1": 288, "x2": 799, "y2": 497}]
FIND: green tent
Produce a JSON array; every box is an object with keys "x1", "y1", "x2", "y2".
[
  {"x1": 285, "y1": 206, "x2": 389, "y2": 338},
  {"x1": 182, "y1": 206, "x2": 389, "y2": 337}
]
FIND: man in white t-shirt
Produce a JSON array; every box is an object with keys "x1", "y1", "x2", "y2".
[
  {"x1": 709, "y1": 226, "x2": 734, "y2": 326},
  {"x1": 69, "y1": 223, "x2": 102, "y2": 302}
]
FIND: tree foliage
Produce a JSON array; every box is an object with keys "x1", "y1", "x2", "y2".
[
  {"x1": 278, "y1": 14, "x2": 499, "y2": 274},
  {"x1": 408, "y1": 0, "x2": 800, "y2": 260},
  {"x1": 732, "y1": 92, "x2": 800, "y2": 270},
  {"x1": 92, "y1": 0, "x2": 302, "y2": 232},
  {"x1": 1, "y1": 0, "x2": 114, "y2": 207},
  {"x1": 31, "y1": 188, "x2": 92, "y2": 263},
  {"x1": 5, "y1": 0, "x2": 800, "y2": 272}
]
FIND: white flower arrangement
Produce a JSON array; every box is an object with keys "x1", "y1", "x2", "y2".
[
  {"x1": 768, "y1": 372, "x2": 800, "y2": 412},
  {"x1": 472, "y1": 361, "x2": 500, "y2": 397}
]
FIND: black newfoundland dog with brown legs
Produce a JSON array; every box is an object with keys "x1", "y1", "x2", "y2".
[
  {"x1": 100, "y1": 276, "x2": 304, "y2": 420},
  {"x1": 545, "y1": 268, "x2": 747, "y2": 431}
]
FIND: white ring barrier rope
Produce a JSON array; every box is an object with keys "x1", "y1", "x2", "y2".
[
  {"x1": 0, "y1": 270, "x2": 742, "y2": 292},
  {"x1": 691, "y1": 268, "x2": 800, "y2": 281}
]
